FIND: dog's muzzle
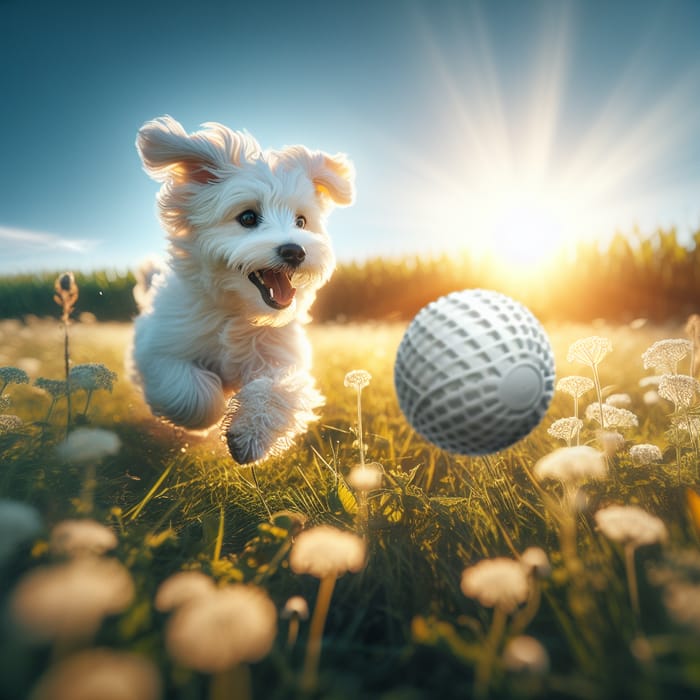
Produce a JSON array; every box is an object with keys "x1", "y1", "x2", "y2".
[{"x1": 248, "y1": 244, "x2": 306, "y2": 310}]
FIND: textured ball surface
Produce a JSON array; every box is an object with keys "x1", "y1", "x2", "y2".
[{"x1": 394, "y1": 289, "x2": 555, "y2": 455}]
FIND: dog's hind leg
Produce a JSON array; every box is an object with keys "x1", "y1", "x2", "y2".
[
  {"x1": 223, "y1": 371, "x2": 324, "y2": 464},
  {"x1": 139, "y1": 357, "x2": 226, "y2": 430}
]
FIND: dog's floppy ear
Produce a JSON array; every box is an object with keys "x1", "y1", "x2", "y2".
[
  {"x1": 282, "y1": 147, "x2": 356, "y2": 209},
  {"x1": 136, "y1": 116, "x2": 259, "y2": 185}
]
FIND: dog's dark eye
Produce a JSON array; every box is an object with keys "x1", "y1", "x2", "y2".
[
  {"x1": 237, "y1": 210, "x2": 259, "y2": 228},
  {"x1": 295, "y1": 215, "x2": 306, "y2": 229}
]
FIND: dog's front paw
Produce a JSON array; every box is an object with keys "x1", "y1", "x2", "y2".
[
  {"x1": 225, "y1": 429, "x2": 268, "y2": 465},
  {"x1": 221, "y1": 374, "x2": 322, "y2": 464}
]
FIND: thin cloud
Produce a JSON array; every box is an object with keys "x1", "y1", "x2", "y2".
[{"x1": 0, "y1": 226, "x2": 97, "y2": 253}]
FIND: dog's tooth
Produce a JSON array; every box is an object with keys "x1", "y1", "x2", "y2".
[{"x1": 269, "y1": 287, "x2": 275, "y2": 299}]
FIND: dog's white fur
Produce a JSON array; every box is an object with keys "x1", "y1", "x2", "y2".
[{"x1": 131, "y1": 116, "x2": 354, "y2": 464}]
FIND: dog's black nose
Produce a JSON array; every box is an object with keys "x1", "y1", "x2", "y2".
[{"x1": 277, "y1": 243, "x2": 306, "y2": 267}]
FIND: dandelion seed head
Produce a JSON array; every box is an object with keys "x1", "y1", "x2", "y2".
[
  {"x1": 606, "y1": 393, "x2": 632, "y2": 408},
  {"x1": 547, "y1": 417, "x2": 583, "y2": 443},
  {"x1": 0, "y1": 366, "x2": 29, "y2": 386},
  {"x1": 629, "y1": 444, "x2": 663, "y2": 466},
  {"x1": 290, "y1": 525, "x2": 366, "y2": 579},
  {"x1": 165, "y1": 585, "x2": 277, "y2": 672},
  {"x1": 595, "y1": 505, "x2": 668, "y2": 548},
  {"x1": 460, "y1": 557, "x2": 529, "y2": 613},
  {"x1": 585, "y1": 403, "x2": 638, "y2": 429},
  {"x1": 502, "y1": 635, "x2": 550, "y2": 675},
  {"x1": 566, "y1": 336, "x2": 612, "y2": 366},
  {"x1": 642, "y1": 339, "x2": 691, "y2": 373},
  {"x1": 49, "y1": 519, "x2": 118, "y2": 558},
  {"x1": 11, "y1": 557, "x2": 134, "y2": 642},
  {"x1": 534, "y1": 446, "x2": 607, "y2": 484},
  {"x1": 520, "y1": 547, "x2": 551, "y2": 579},
  {"x1": 347, "y1": 462, "x2": 383, "y2": 492},
  {"x1": 29, "y1": 648, "x2": 162, "y2": 700},
  {"x1": 154, "y1": 571, "x2": 216, "y2": 613},
  {"x1": 658, "y1": 374, "x2": 699, "y2": 409},
  {"x1": 0, "y1": 499, "x2": 42, "y2": 564},
  {"x1": 56, "y1": 428, "x2": 121, "y2": 463},
  {"x1": 281, "y1": 595, "x2": 309, "y2": 620},
  {"x1": 344, "y1": 369, "x2": 372, "y2": 390},
  {"x1": 0, "y1": 414, "x2": 23, "y2": 434},
  {"x1": 34, "y1": 377, "x2": 68, "y2": 398},
  {"x1": 556, "y1": 375, "x2": 594, "y2": 398},
  {"x1": 69, "y1": 363, "x2": 118, "y2": 393}
]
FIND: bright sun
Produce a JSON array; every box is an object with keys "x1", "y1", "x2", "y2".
[{"x1": 473, "y1": 184, "x2": 572, "y2": 267}]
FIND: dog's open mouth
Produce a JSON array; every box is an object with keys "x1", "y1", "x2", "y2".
[{"x1": 248, "y1": 269, "x2": 296, "y2": 310}]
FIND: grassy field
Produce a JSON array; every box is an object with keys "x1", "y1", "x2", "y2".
[{"x1": 1, "y1": 315, "x2": 699, "y2": 699}]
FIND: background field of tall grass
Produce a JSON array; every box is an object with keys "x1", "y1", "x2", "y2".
[
  {"x1": 2, "y1": 236, "x2": 700, "y2": 699},
  {"x1": 2, "y1": 226, "x2": 699, "y2": 323}
]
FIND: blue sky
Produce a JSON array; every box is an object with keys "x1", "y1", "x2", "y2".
[{"x1": 1, "y1": 0, "x2": 699, "y2": 274}]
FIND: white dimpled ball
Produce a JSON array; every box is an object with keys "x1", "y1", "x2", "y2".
[{"x1": 394, "y1": 289, "x2": 555, "y2": 455}]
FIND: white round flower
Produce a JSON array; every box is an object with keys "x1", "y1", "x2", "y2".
[
  {"x1": 534, "y1": 446, "x2": 607, "y2": 484},
  {"x1": 605, "y1": 393, "x2": 632, "y2": 408},
  {"x1": 547, "y1": 417, "x2": 583, "y2": 443},
  {"x1": 56, "y1": 428, "x2": 121, "y2": 463},
  {"x1": 502, "y1": 635, "x2": 550, "y2": 674},
  {"x1": 520, "y1": 547, "x2": 551, "y2": 579},
  {"x1": 281, "y1": 595, "x2": 309, "y2": 620},
  {"x1": 642, "y1": 339, "x2": 691, "y2": 373},
  {"x1": 629, "y1": 444, "x2": 663, "y2": 467},
  {"x1": 154, "y1": 571, "x2": 216, "y2": 613},
  {"x1": 166, "y1": 585, "x2": 277, "y2": 672},
  {"x1": 290, "y1": 525, "x2": 366, "y2": 579},
  {"x1": 643, "y1": 390, "x2": 660, "y2": 406},
  {"x1": 556, "y1": 375, "x2": 594, "y2": 398},
  {"x1": 597, "y1": 430, "x2": 625, "y2": 457},
  {"x1": 11, "y1": 558, "x2": 134, "y2": 641},
  {"x1": 50, "y1": 519, "x2": 118, "y2": 558},
  {"x1": 460, "y1": 558, "x2": 529, "y2": 613},
  {"x1": 347, "y1": 463, "x2": 383, "y2": 492},
  {"x1": 567, "y1": 336, "x2": 612, "y2": 366},
  {"x1": 29, "y1": 648, "x2": 161, "y2": 700},
  {"x1": 664, "y1": 582, "x2": 700, "y2": 631},
  {"x1": 0, "y1": 414, "x2": 23, "y2": 434},
  {"x1": 658, "y1": 374, "x2": 699, "y2": 409},
  {"x1": 585, "y1": 403, "x2": 638, "y2": 429},
  {"x1": 344, "y1": 370, "x2": 371, "y2": 390},
  {"x1": 594, "y1": 505, "x2": 668, "y2": 548}
]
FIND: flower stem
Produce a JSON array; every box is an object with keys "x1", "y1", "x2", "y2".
[
  {"x1": 591, "y1": 363, "x2": 605, "y2": 430},
  {"x1": 301, "y1": 574, "x2": 337, "y2": 693},
  {"x1": 356, "y1": 387, "x2": 365, "y2": 467},
  {"x1": 625, "y1": 543, "x2": 640, "y2": 619},
  {"x1": 210, "y1": 664, "x2": 251, "y2": 700},
  {"x1": 287, "y1": 614, "x2": 301, "y2": 650},
  {"x1": 63, "y1": 321, "x2": 72, "y2": 436},
  {"x1": 79, "y1": 461, "x2": 97, "y2": 514},
  {"x1": 474, "y1": 604, "x2": 507, "y2": 700},
  {"x1": 213, "y1": 503, "x2": 225, "y2": 562}
]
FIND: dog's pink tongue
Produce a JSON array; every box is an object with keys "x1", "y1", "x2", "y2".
[{"x1": 263, "y1": 270, "x2": 296, "y2": 305}]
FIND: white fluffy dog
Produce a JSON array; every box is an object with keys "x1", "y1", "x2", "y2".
[{"x1": 131, "y1": 116, "x2": 354, "y2": 464}]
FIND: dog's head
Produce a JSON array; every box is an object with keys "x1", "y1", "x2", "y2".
[{"x1": 137, "y1": 116, "x2": 354, "y2": 325}]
